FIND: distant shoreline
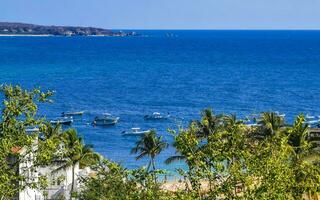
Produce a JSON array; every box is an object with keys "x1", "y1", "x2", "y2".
[
  {"x1": 0, "y1": 34, "x2": 53, "y2": 37},
  {"x1": 0, "y1": 22, "x2": 138, "y2": 37},
  {"x1": 0, "y1": 34, "x2": 131, "y2": 37}
]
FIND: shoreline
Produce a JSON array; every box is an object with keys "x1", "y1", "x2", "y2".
[
  {"x1": 0, "y1": 34, "x2": 53, "y2": 37},
  {"x1": 0, "y1": 34, "x2": 135, "y2": 37},
  {"x1": 161, "y1": 180, "x2": 210, "y2": 192}
]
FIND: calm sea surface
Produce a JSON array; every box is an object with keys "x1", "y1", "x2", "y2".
[{"x1": 1, "y1": 30, "x2": 320, "y2": 172}]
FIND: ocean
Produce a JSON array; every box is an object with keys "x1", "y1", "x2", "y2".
[{"x1": 1, "y1": 30, "x2": 320, "y2": 173}]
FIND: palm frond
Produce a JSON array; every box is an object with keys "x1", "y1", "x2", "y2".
[
  {"x1": 136, "y1": 151, "x2": 148, "y2": 160},
  {"x1": 165, "y1": 155, "x2": 186, "y2": 164}
]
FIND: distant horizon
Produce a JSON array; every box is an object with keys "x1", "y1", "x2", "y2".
[
  {"x1": 2, "y1": 21, "x2": 320, "y2": 31},
  {"x1": 1, "y1": 0, "x2": 320, "y2": 30}
]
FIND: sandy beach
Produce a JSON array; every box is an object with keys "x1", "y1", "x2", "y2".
[{"x1": 161, "y1": 180, "x2": 210, "y2": 192}]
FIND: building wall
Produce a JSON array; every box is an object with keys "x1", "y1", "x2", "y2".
[
  {"x1": 38, "y1": 162, "x2": 79, "y2": 200},
  {"x1": 18, "y1": 140, "x2": 43, "y2": 200}
]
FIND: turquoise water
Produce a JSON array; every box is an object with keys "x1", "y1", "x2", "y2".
[{"x1": 1, "y1": 31, "x2": 320, "y2": 173}]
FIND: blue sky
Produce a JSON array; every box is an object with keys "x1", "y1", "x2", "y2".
[{"x1": 1, "y1": 0, "x2": 319, "y2": 29}]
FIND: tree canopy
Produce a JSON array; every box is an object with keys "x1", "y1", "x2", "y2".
[{"x1": 1, "y1": 85, "x2": 320, "y2": 199}]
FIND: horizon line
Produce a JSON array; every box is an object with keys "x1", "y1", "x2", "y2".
[
  {"x1": 2, "y1": 21, "x2": 320, "y2": 31},
  {"x1": 115, "y1": 29, "x2": 320, "y2": 31}
]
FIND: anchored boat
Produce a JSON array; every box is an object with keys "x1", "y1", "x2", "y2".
[
  {"x1": 275, "y1": 111, "x2": 286, "y2": 118},
  {"x1": 50, "y1": 117, "x2": 73, "y2": 126},
  {"x1": 304, "y1": 114, "x2": 320, "y2": 128},
  {"x1": 144, "y1": 112, "x2": 170, "y2": 120},
  {"x1": 61, "y1": 111, "x2": 84, "y2": 117},
  {"x1": 25, "y1": 126, "x2": 40, "y2": 134},
  {"x1": 306, "y1": 114, "x2": 315, "y2": 120},
  {"x1": 122, "y1": 128, "x2": 151, "y2": 136},
  {"x1": 93, "y1": 113, "x2": 119, "y2": 126}
]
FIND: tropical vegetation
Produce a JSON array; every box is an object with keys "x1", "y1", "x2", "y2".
[{"x1": 1, "y1": 85, "x2": 320, "y2": 199}]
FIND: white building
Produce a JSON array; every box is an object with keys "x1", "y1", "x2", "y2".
[
  {"x1": 38, "y1": 161, "x2": 79, "y2": 200},
  {"x1": 11, "y1": 128, "x2": 80, "y2": 200},
  {"x1": 14, "y1": 149, "x2": 80, "y2": 200},
  {"x1": 11, "y1": 146, "x2": 42, "y2": 200}
]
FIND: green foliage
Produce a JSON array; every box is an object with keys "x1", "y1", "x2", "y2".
[
  {"x1": 58, "y1": 128, "x2": 100, "y2": 199},
  {"x1": 1, "y1": 85, "x2": 320, "y2": 199},
  {"x1": 79, "y1": 109, "x2": 320, "y2": 199},
  {"x1": 80, "y1": 109, "x2": 320, "y2": 199},
  {"x1": 77, "y1": 159, "x2": 171, "y2": 200},
  {"x1": 131, "y1": 130, "x2": 168, "y2": 171},
  {"x1": 163, "y1": 109, "x2": 320, "y2": 199},
  {"x1": 0, "y1": 85, "x2": 99, "y2": 199},
  {"x1": 0, "y1": 85, "x2": 54, "y2": 199}
]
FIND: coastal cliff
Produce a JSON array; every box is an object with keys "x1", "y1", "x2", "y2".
[{"x1": 0, "y1": 22, "x2": 136, "y2": 36}]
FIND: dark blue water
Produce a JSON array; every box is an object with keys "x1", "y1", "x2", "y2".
[{"x1": 1, "y1": 30, "x2": 320, "y2": 173}]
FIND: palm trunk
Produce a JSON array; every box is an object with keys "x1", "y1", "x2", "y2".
[
  {"x1": 208, "y1": 176, "x2": 212, "y2": 194},
  {"x1": 147, "y1": 160, "x2": 152, "y2": 171},
  {"x1": 151, "y1": 158, "x2": 157, "y2": 182},
  {"x1": 152, "y1": 158, "x2": 156, "y2": 171},
  {"x1": 69, "y1": 164, "x2": 75, "y2": 200}
]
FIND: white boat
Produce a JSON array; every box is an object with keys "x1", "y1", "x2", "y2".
[
  {"x1": 245, "y1": 123, "x2": 259, "y2": 127},
  {"x1": 275, "y1": 111, "x2": 286, "y2": 118},
  {"x1": 25, "y1": 126, "x2": 40, "y2": 133},
  {"x1": 303, "y1": 114, "x2": 318, "y2": 127},
  {"x1": 306, "y1": 114, "x2": 315, "y2": 120},
  {"x1": 306, "y1": 119, "x2": 320, "y2": 124},
  {"x1": 61, "y1": 111, "x2": 84, "y2": 117},
  {"x1": 93, "y1": 113, "x2": 119, "y2": 126},
  {"x1": 122, "y1": 128, "x2": 151, "y2": 136},
  {"x1": 144, "y1": 112, "x2": 170, "y2": 120},
  {"x1": 50, "y1": 116, "x2": 73, "y2": 125}
]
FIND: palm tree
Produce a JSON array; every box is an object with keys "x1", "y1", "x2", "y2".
[
  {"x1": 58, "y1": 129, "x2": 100, "y2": 200},
  {"x1": 286, "y1": 115, "x2": 320, "y2": 163},
  {"x1": 42, "y1": 122, "x2": 62, "y2": 140},
  {"x1": 165, "y1": 109, "x2": 226, "y2": 166},
  {"x1": 195, "y1": 108, "x2": 223, "y2": 139},
  {"x1": 165, "y1": 139, "x2": 187, "y2": 165},
  {"x1": 131, "y1": 130, "x2": 168, "y2": 171},
  {"x1": 285, "y1": 115, "x2": 320, "y2": 199},
  {"x1": 223, "y1": 114, "x2": 243, "y2": 132},
  {"x1": 254, "y1": 112, "x2": 285, "y2": 138},
  {"x1": 286, "y1": 115, "x2": 309, "y2": 155}
]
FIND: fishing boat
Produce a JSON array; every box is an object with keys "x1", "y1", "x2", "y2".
[
  {"x1": 304, "y1": 119, "x2": 320, "y2": 128},
  {"x1": 25, "y1": 126, "x2": 40, "y2": 133},
  {"x1": 306, "y1": 114, "x2": 315, "y2": 120},
  {"x1": 275, "y1": 111, "x2": 286, "y2": 118},
  {"x1": 93, "y1": 113, "x2": 119, "y2": 126},
  {"x1": 50, "y1": 117, "x2": 73, "y2": 126},
  {"x1": 61, "y1": 111, "x2": 84, "y2": 117},
  {"x1": 122, "y1": 128, "x2": 151, "y2": 136},
  {"x1": 144, "y1": 112, "x2": 170, "y2": 120},
  {"x1": 245, "y1": 123, "x2": 260, "y2": 127}
]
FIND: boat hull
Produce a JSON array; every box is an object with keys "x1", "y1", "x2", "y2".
[
  {"x1": 50, "y1": 120, "x2": 73, "y2": 126},
  {"x1": 61, "y1": 111, "x2": 84, "y2": 117},
  {"x1": 93, "y1": 117, "x2": 119, "y2": 126},
  {"x1": 144, "y1": 116, "x2": 169, "y2": 120},
  {"x1": 123, "y1": 130, "x2": 150, "y2": 136}
]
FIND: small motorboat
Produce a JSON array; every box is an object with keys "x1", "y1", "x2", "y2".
[
  {"x1": 243, "y1": 114, "x2": 258, "y2": 124},
  {"x1": 61, "y1": 111, "x2": 84, "y2": 117},
  {"x1": 275, "y1": 111, "x2": 286, "y2": 118},
  {"x1": 306, "y1": 114, "x2": 315, "y2": 120},
  {"x1": 245, "y1": 123, "x2": 259, "y2": 127},
  {"x1": 25, "y1": 126, "x2": 40, "y2": 134},
  {"x1": 304, "y1": 115, "x2": 320, "y2": 128},
  {"x1": 122, "y1": 128, "x2": 151, "y2": 136},
  {"x1": 50, "y1": 117, "x2": 73, "y2": 126},
  {"x1": 93, "y1": 113, "x2": 119, "y2": 126},
  {"x1": 144, "y1": 112, "x2": 170, "y2": 120}
]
